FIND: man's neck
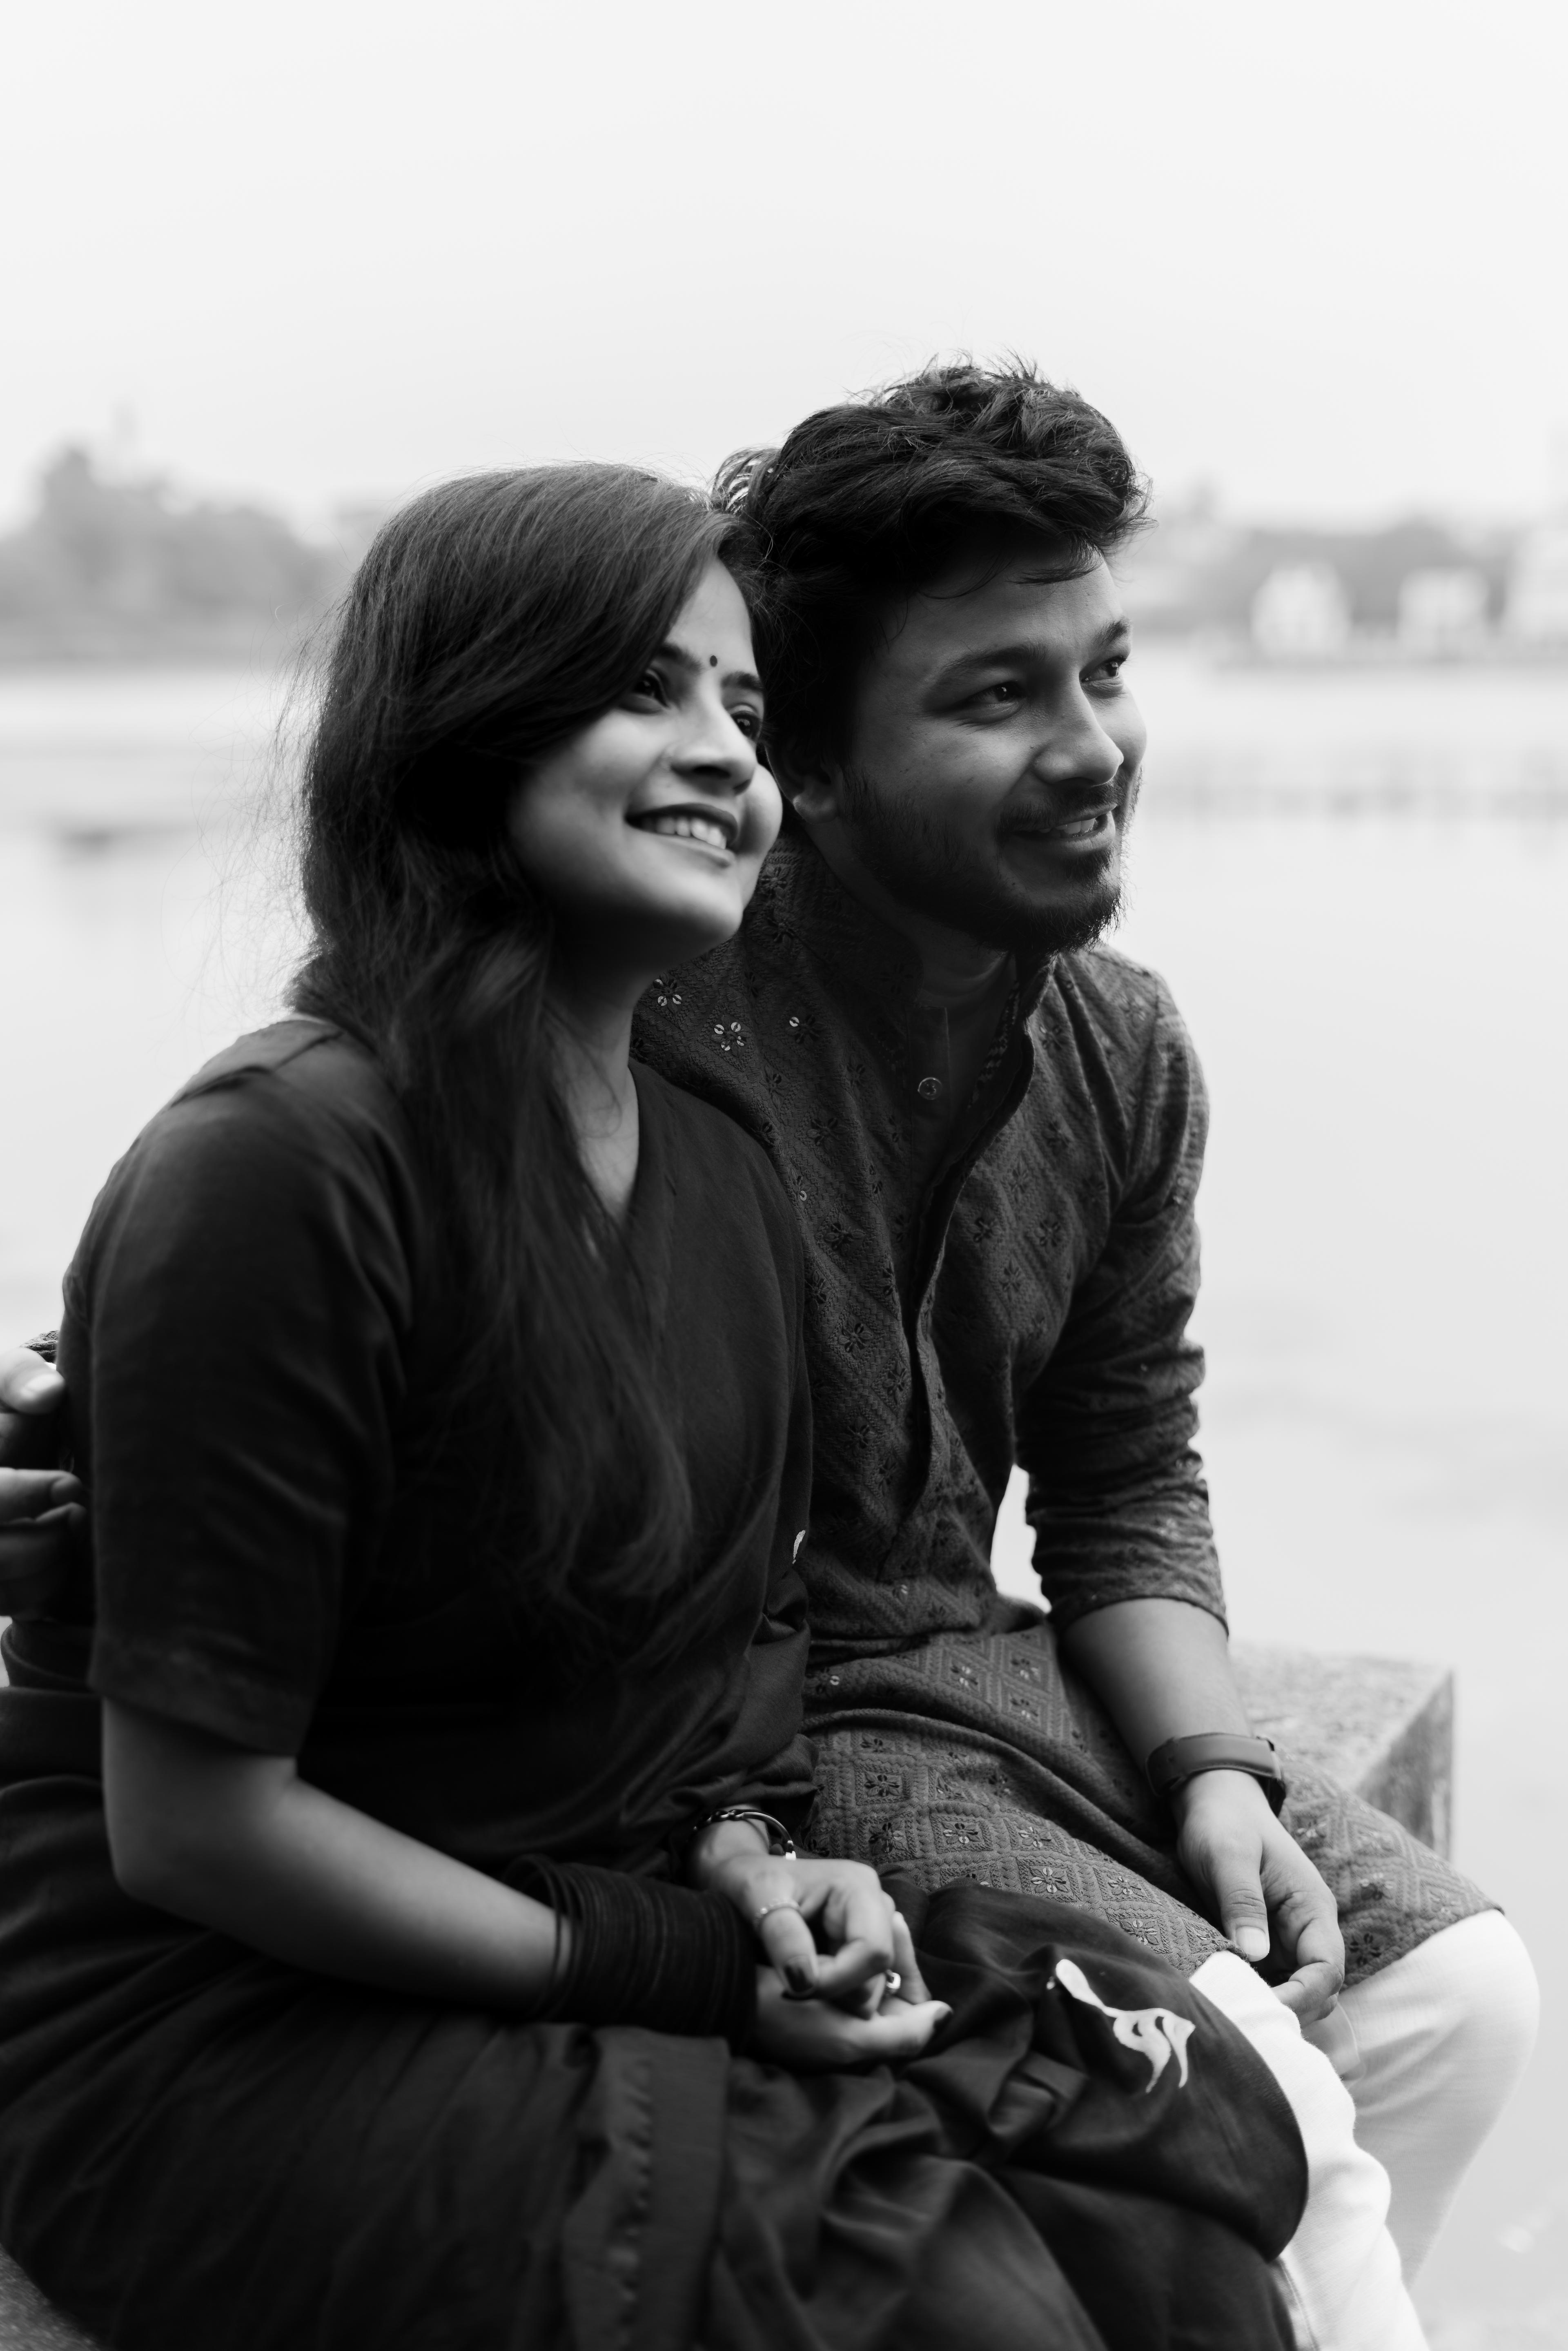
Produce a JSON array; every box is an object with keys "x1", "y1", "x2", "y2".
[{"x1": 799, "y1": 815, "x2": 1009, "y2": 1008}]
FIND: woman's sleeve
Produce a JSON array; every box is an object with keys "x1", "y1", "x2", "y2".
[{"x1": 71, "y1": 1055, "x2": 416, "y2": 1754}]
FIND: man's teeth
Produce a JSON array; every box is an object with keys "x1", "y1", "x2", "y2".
[
  {"x1": 1049, "y1": 811, "x2": 1109, "y2": 838},
  {"x1": 642, "y1": 811, "x2": 731, "y2": 849}
]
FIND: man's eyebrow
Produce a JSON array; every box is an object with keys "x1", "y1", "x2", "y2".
[
  {"x1": 654, "y1": 641, "x2": 764, "y2": 695},
  {"x1": 929, "y1": 618, "x2": 1131, "y2": 684}
]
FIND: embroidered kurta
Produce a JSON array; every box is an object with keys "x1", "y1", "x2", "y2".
[{"x1": 633, "y1": 829, "x2": 1489, "y2": 1979}]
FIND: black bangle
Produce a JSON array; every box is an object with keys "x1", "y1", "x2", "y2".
[
  {"x1": 507, "y1": 1857, "x2": 757, "y2": 2050},
  {"x1": 1146, "y1": 1733, "x2": 1287, "y2": 1816}
]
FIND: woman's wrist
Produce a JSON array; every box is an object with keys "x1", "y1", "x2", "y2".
[
  {"x1": 506, "y1": 1855, "x2": 758, "y2": 2048},
  {"x1": 684, "y1": 1814, "x2": 773, "y2": 1888}
]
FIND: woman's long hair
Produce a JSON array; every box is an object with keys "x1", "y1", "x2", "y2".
[{"x1": 291, "y1": 464, "x2": 746, "y2": 1665}]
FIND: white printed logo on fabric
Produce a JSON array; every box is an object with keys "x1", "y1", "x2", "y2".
[{"x1": 1053, "y1": 1959, "x2": 1196, "y2": 2094}]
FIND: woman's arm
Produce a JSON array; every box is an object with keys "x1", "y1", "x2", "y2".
[{"x1": 104, "y1": 1700, "x2": 566, "y2": 2009}]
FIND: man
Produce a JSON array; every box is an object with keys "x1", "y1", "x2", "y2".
[
  {"x1": 0, "y1": 362, "x2": 1536, "y2": 2337},
  {"x1": 630, "y1": 362, "x2": 1535, "y2": 2302}
]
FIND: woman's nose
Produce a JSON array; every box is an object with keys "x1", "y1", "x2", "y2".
[{"x1": 673, "y1": 700, "x2": 757, "y2": 789}]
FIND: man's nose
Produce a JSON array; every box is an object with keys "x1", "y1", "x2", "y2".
[{"x1": 1031, "y1": 697, "x2": 1125, "y2": 791}]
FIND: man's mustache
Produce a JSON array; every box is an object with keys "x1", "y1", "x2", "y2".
[{"x1": 999, "y1": 780, "x2": 1128, "y2": 837}]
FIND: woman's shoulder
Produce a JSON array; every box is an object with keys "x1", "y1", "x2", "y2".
[
  {"x1": 78, "y1": 1020, "x2": 419, "y2": 1278},
  {"x1": 634, "y1": 1058, "x2": 781, "y2": 1181},
  {"x1": 633, "y1": 1061, "x2": 801, "y2": 1255}
]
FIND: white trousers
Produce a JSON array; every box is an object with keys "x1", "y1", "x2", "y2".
[{"x1": 1194, "y1": 1909, "x2": 1539, "y2": 2351}]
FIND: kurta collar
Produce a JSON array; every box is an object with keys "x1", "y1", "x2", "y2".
[{"x1": 754, "y1": 828, "x2": 1056, "y2": 1027}]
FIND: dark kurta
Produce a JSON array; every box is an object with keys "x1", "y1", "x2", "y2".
[
  {"x1": 0, "y1": 1020, "x2": 1305, "y2": 2351},
  {"x1": 632, "y1": 829, "x2": 1488, "y2": 1979}
]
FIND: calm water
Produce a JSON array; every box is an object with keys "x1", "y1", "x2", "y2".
[{"x1": 3, "y1": 653, "x2": 1566, "y2": 2344}]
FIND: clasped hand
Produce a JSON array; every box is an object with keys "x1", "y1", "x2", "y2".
[{"x1": 704, "y1": 1848, "x2": 951, "y2": 2068}]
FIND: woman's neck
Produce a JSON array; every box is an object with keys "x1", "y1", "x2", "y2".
[{"x1": 547, "y1": 955, "x2": 645, "y2": 1222}]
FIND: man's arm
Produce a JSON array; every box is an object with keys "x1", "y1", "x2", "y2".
[
  {"x1": 1061, "y1": 1598, "x2": 1343, "y2": 2018},
  {"x1": 1018, "y1": 983, "x2": 1343, "y2": 2019}
]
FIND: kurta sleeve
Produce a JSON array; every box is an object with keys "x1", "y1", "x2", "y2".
[
  {"x1": 69, "y1": 1043, "x2": 417, "y2": 1754},
  {"x1": 1016, "y1": 981, "x2": 1225, "y2": 1631}
]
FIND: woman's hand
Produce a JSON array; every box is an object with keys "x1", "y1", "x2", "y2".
[
  {"x1": 750, "y1": 1966, "x2": 950, "y2": 2070},
  {"x1": 1174, "y1": 1770, "x2": 1346, "y2": 2023},
  {"x1": 713, "y1": 1847, "x2": 930, "y2": 2012},
  {"x1": 687, "y1": 1824, "x2": 931, "y2": 2015}
]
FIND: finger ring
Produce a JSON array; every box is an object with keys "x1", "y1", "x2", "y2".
[
  {"x1": 884, "y1": 1970, "x2": 902, "y2": 1994},
  {"x1": 751, "y1": 1899, "x2": 805, "y2": 1929}
]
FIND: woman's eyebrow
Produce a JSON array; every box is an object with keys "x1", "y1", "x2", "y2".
[{"x1": 655, "y1": 640, "x2": 764, "y2": 695}]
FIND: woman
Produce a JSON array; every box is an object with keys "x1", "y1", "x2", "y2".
[{"x1": 0, "y1": 467, "x2": 1306, "y2": 2350}]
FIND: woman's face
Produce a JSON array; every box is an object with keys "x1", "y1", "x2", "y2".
[{"x1": 508, "y1": 561, "x2": 780, "y2": 977}]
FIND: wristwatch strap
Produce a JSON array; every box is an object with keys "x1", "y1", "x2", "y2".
[{"x1": 1146, "y1": 1732, "x2": 1287, "y2": 1816}]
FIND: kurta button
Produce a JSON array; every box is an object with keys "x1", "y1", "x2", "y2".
[
  {"x1": 917, "y1": 1075, "x2": 943, "y2": 1099},
  {"x1": 828, "y1": 1672, "x2": 841, "y2": 1687},
  {"x1": 898, "y1": 1581, "x2": 909, "y2": 1598}
]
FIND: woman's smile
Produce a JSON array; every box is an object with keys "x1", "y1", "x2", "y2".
[{"x1": 629, "y1": 801, "x2": 740, "y2": 856}]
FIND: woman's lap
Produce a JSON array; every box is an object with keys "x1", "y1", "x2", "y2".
[{"x1": 0, "y1": 1777, "x2": 1300, "y2": 2351}]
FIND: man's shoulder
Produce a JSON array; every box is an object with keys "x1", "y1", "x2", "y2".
[
  {"x1": 1047, "y1": 941, "x2": 1182, "y2": 1036},
  {"x1": 1021, "y1": 946, "x2": 1204, "y2": 1172}
]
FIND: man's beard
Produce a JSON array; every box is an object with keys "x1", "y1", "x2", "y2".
[{"x1": 837, "y1": 771, "x2": 1131, "y2": 960}]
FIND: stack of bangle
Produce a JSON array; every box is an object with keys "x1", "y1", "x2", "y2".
[{"x1": 506, "y1": 1856, "x2": 757, "y2": 2050}]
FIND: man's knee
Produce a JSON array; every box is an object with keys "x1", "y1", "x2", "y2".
[{"x1": 1337, "y1": 1909, "x2": 1539, "y2": 2098}]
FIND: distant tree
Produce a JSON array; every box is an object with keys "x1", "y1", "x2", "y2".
[{"x1": 0, "y1": 445, "x2": 348, "y2": 659}]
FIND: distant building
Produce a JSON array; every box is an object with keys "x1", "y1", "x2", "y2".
[
  {"x1": 1397, "y1": 567, "x2": 1489, "y2": 653},
  {"x1": 1504, "y1": 519, "x2": 1568, "y2": 644},
  {"x1": 1250, "y1": 564, "x2": 1352, "y2": 658}
]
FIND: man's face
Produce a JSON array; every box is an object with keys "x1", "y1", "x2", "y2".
[{"x1": 825, "y1": 544, "x2": 1147, "y2": 957}]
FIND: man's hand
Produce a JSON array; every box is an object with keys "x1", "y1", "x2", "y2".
[
  {"x1": 0, "y1": 1345, "x2": 68, "y2": 1472},
  {"x1": 0, "y1": 1347, "x2": 84, "y2": 1611},
  {"x1": 1174, "y1": 1769, "x2": 1345, "y2": 2023}
]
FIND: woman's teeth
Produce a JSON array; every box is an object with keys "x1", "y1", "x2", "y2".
[{"x1": 641, "y1": 811, "x2": 732, "y2": 850}]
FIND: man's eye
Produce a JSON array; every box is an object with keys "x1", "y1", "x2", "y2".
[
  {"x1": 970, "y1": 681, "x2": 1022, "y2": 709},
  {"x1": 1089, "y1": 655, "x2": 1128, "y2": 684}
]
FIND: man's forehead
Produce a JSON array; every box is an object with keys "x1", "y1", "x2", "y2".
[{"x1": 879, "y1": 550, "x2": 1123, "y2": 669}]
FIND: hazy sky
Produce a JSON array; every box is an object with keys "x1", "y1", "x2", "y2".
[{"x1": 6, "y1": 0, "x2": 1566, "y2": 529}]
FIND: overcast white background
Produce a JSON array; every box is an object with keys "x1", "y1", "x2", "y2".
[{"x1": 4, "y1": 0, "x2": 1567, "y2": 528}]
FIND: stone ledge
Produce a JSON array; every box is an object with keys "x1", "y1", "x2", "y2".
[
  {"x1": 1232, "y1": 1642, "x2": 1454, "y2": 1857},
  {"x1": 0, "y1": 1641, "x2": 1456, "y2": 2344}
]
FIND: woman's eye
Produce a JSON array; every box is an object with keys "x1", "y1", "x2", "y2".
[
  {"x1": 728, "y1": 706, "x2": 762, "y2": 740},
  {"x1": 628, "y1": 669, "x2": 668, "y2": 706}
]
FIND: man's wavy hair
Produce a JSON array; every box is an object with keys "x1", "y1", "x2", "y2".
[{"x1": 714, "y1": 358, "x2": 1148, "y2": 771}]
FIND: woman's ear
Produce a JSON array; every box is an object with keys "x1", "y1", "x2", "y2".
[{"x1": 767, "y1": 741, "x2": 844, "y2": 827}]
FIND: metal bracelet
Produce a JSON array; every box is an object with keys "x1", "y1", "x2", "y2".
[{"x1": 688, "y1": 1807, "x2": 797, "y2": 1859}]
